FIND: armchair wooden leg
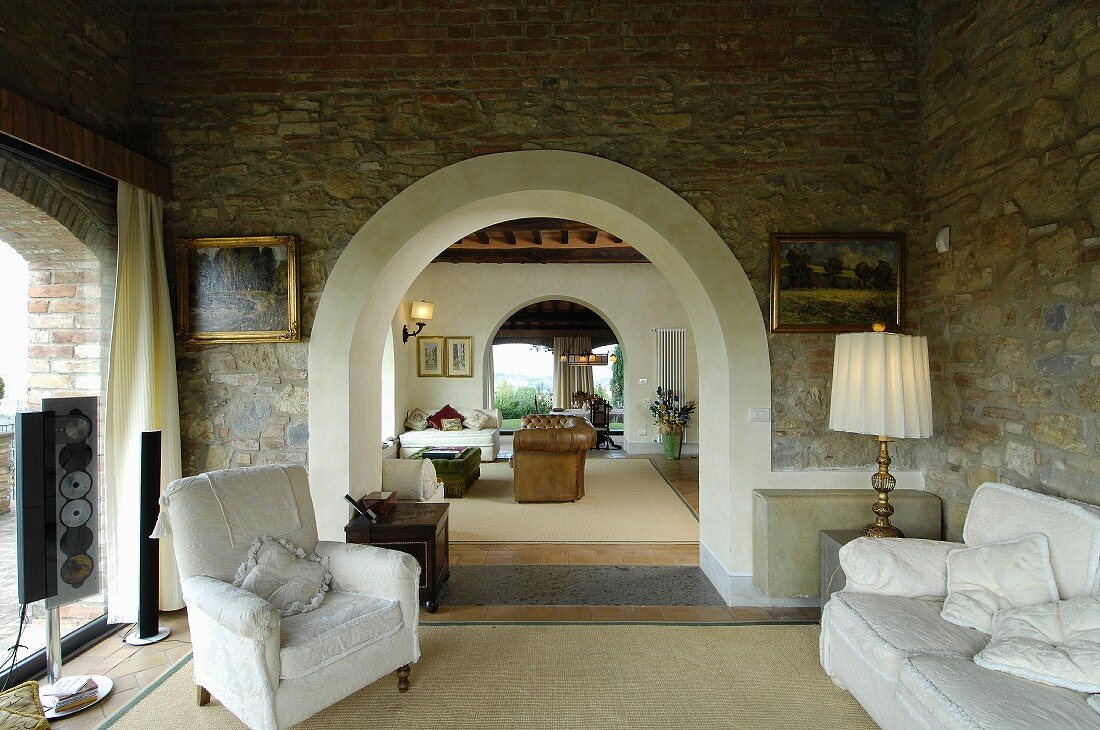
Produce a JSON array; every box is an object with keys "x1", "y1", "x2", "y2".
[
  {"x1": 396, "y1": 664, "x2": 410, "y2": 693},
  {"x1": 197, "y1": 685, "x2": 211, "y2": 706}
]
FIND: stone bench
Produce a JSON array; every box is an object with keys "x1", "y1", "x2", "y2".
[{"x1": 752, "y1": 488, "x2": 942, "y2": 598}]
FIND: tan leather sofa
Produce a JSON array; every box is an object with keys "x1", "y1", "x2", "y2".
[{"x1": 511, "y1": 415, "x2": 597, "y2": 503}]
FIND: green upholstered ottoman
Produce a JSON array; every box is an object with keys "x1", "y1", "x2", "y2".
[{"x1": 408, "y1": 447, "x2": 481, "y2": 498}]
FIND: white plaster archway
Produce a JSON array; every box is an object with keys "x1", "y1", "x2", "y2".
[{"x1": 309, "y1": 151, "x2": 772, "y2": 597}]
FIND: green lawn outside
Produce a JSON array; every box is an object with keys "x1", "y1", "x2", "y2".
[{"x1": 501, "y1": 417, "x2": 624, "y2": 431}]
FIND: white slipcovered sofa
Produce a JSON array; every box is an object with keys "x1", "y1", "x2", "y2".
[
  {"x1": 820, "y1": 482, "x2": 1100, "y2": 729},
  {"x1": 397, "y1": 406, "x2": 501, "y2": 461}
]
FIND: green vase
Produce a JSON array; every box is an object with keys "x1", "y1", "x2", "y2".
[{"x1": 662, "y1": 431, "x2": 683, "y2": 460}]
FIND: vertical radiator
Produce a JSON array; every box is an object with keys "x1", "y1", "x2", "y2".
[{"x1": 654, "y1": 328, "x2": 687, "y2": 398}]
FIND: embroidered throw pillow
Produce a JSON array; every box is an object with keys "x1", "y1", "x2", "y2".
[
  {"x1": 427, "y1": 404, "x2": 463, "y2": 430},
  {"x1": 941, "y1": 533, "x2": 1059, "y2": 633},
  {"x1": 234, "y1": 537, "x2": 331, "y2": 617},
  {"x1": 975, "y1": 596, "x2": 1100, "y2": 693},
  {"x1": 404, "y1": 409, "x2": 430, "y2": 432},
  {"x1": 441, "y1": 418, "x2": 464, "y2": 431},
  {"x1": 463, "y1": 409, "x2": 491, "y2": 431}
]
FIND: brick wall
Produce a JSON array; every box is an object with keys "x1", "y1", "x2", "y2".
[
  {"x1": 0, "y1": 0, "x2": 135, "y2": 143},
  {"x1": 915, "y1": 1, "x2": 1099, "y2": 537},
  {"x1": 129, "y1": 0, "x2": 922, "y2": 475}
]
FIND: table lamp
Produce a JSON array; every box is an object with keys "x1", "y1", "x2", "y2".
[{"x1": 828, "y1": 324, "x2": 933, "y2": 537}]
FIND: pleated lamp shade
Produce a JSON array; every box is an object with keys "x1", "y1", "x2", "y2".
[{"x1": 829, "y1": 332, "x2": 934, "y2": 439}]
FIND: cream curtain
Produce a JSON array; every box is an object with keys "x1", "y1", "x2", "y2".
[
  {"x1": 553, "y1": 336, "x2": 594, "y2": 409},
  {"x1": 483, "y1": 345, "x2": 495, "y2": 410},
  {"x1": 105, "y1": 183, "x2": 184, "y2": 622}
]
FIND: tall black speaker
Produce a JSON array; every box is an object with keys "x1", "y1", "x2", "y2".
[{"x1": 126, "y1": 431, "x2": 170, "y2": 646}]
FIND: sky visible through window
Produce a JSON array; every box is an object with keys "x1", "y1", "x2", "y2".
[
  {"x1": 0, "y1": 238, "x2": 28, "y2": 419},
  {"x1": 493, "y1": 343, "x2": 613, "y2": 389}
]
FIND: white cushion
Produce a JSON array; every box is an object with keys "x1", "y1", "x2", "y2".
[
  {"x1": 827, "y1": 592, "x2": 988, "y2": 681},
  {"x1": 965, "y1": 482, "x2": 1100, "y2": 599},
  {"x1": 974, "y1": 597, "x2": 1100, "y2": 693},
  {"x1": 898, "y1": 655, "x2": 1099, "y2": 730},
  {"x1": 234, "y1": 537, "x2": 331, "y2": 617},
  {"x1": 404, "y1": 408, "x2": 430, "y2": 431},
  {"x1": 840, "y1": 537, "x2": 959, "y2": 599},
  {"x1": 941, "y1": 534, "x2": 1060, "y2": 634},
  {"x1": 279, "y1": 591, "x2": 402, "y2": 679},
  {"x1": 399, "y1": 429, "x2": 495, "y2": 447},
  {"x1": 463, "y1": 409, "x2": 491, "y2": 430}
]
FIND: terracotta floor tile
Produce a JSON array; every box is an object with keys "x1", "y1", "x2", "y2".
[
  {"x1": 728, "y1": 607, "x2": 771, "y2": 622},
  {"x1": 448, "y1": 605, "x2": 488, "y2": 622},
  {"x1": 589, "y1": 606, "x2": 628, "y2": 621},
  {"x1": 554, "y1": 606, "x2": 594, "y2": 621},
  {"x1": 763, "y1": 607, "x2": 809, "y2": 621},
  {"x1": 520, "y1": 605, "x2": 558, "y2": 622},
  {"x1": 484, "y1": 605, "x2": 524, "y2": 621},
  {"x1": 658, "y1": 606, "x2": 699, "y2": 622},
  {"x1": 693, "y1": 606, "x2": 735, "y2": 622},
  {"x1": 483, "y1": 553, "x2": 515, "y2": 565},
  {"x1": 622, "y1": 606, "x2": 663, "y2": 621}
]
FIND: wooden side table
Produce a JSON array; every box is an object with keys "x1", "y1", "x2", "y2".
[
  {"x1": 345, "y1": 503, "x2": 450, "y2": 612},
  {"x1": 820, "y1": 530, "x2": 862, "y2": 607}
]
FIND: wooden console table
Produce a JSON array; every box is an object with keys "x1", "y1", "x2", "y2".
[{"x1": 345, "y1": 503, "x2": 450, "y2": 612}]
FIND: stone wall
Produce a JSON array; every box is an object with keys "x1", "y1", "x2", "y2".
[
  {"x1": 128, "y1": 0, "x2": 922, "y2": 475},
  {"x1": 0, "y1": 0, "x2": 135, "y2": 143},
  {"x1": 914, "y1": 1, "x2": 1099, "y2": 537}
]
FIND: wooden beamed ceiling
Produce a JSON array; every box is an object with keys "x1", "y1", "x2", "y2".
[
  {"x1": 493, "y1": 299, "x2": 616, "y2": 348},
  {"x1": 434, "y1": 217, "x2": 648, "y2": 264}
]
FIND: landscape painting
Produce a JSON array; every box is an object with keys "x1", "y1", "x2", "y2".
[
  {"x1": 770, "y1": 233, "x2": 904, "y2": 333},
  {"x1": 176, "y1": 235, "x2": 300, "y2": 344}
]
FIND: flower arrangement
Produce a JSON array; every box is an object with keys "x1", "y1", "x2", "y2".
[{"x1": 649, "y1": 386, "x2": 697, "y2": 435}]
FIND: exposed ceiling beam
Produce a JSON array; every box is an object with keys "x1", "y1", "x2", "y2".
[
  {"x1": 433, "y1": 247, "x2": 649, "y2": 264},
  {"x1": 475, "y1": 230, "x2": 490, "y2": 245},
  {"x1": 503, "y1": 230, "x2": 516, "y2": 245},
  {"x1": 531, "y1": 229, "x2": 542, "y2": 245},
  {"x1": 559, "y1": 229, "x2": 568, "y2": 245},
  {"x1": 586, "y1": 230, "x2": 598, "y2": 245}
]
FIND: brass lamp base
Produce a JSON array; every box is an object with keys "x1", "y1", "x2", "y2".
[{"x1": 861, "y1": 436, "x2": 905, "y2": 538}]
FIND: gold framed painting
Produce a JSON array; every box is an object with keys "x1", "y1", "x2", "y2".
[
  {"x1": 445, "y1": 336, "x2": 473, "y2": 377},
  {"x1": 176, "y1": 235, "x2": 300, "y2": 344},
  {"x1": 417, "y1": 336, "x2": 446, "y2": 377},
  {"x1": 769, "y1": 233, "x2": 905, "y2": 333}
]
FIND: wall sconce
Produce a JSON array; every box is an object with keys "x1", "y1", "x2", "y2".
[{"x1": 402, "y1": 300, "x2": 434, "y2": 344}]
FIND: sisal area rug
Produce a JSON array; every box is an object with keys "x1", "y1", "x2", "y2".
[
  {"x1": 446, "y1": 458, "x2": 698, "y2": 543},
  {"x1": 104, "y1": 624, "x2": 873, "y2": 729}
]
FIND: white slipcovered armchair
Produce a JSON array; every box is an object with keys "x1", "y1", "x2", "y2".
[{"x1": 160, "y1": 464, "x2": 421, "y2": 730}]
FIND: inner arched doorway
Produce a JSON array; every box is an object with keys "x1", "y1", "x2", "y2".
[{"x1": 309, "y1": 151, "x2": 771, "y2": 597}]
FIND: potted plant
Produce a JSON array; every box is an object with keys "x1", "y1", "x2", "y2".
[{"x1": 649, "y1": 387, "x2": 697, "y2": 460}]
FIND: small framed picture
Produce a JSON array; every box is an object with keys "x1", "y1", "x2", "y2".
[
  {"x1": 176, "y1": 235, "x2": 300, "y2": 344},
  {"x1": 417, "y1": 336, "x2": 445, "y2": 377},
  {"x1": 445, "y1": 336, "x2": 473, "y2": 377},
  {"x1": 769, "y1": 233, "x2": 905, "y2": 333}
]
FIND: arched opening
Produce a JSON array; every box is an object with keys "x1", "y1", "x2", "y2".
[
  {"x1": 484, "y1": 297, "x2": 627, "y2": 437},
  {"x1": 310, "y1": 151, "x2": 771, "y2": 598},
  {"x1": 0, "y1": 156, "x2": 117, "y2": 660}
]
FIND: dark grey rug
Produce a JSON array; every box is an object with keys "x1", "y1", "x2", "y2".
[{"x1": 436, "y1": 565, "x2": 725, "y2": 606}]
